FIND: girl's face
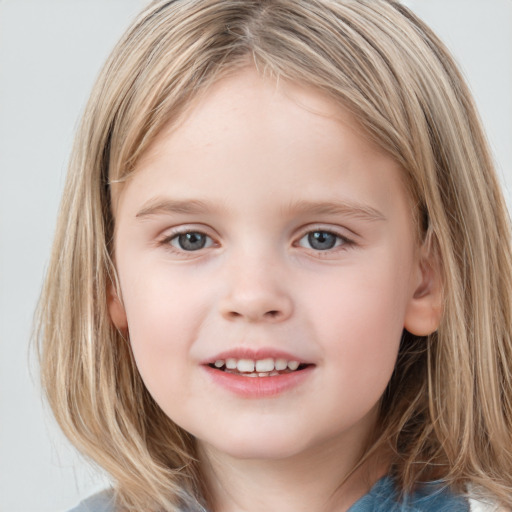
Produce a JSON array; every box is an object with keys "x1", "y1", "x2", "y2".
[{"x1": 109, "y1": 68, "x2": 440, "y2": 463}]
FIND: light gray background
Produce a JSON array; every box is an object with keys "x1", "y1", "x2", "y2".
[{"x1": 0, "y1": 1, "x2": 511, "y2": 511}]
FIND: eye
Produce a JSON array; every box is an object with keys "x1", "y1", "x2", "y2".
[
  {"x1": 169, "y1": 231, "x2": 214, "y2": 251},
  {"x1": 298, "y1": 230, "x2": 347, "y2": 251}
]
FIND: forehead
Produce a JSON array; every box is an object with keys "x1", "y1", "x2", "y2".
[
  {"x1": 139, "y1": 70, "x2": 391, "y2": 173},
  {"x1": 111, "y1": 68, "x2": 411, "y2": 224}
]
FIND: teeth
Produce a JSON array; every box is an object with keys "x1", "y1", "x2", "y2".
[
  {"x1": 255, "y1": 358, "x2": 274, "y2": 372},
  {"x1": 226, "y1": 358, "x2": 237, "y2": 369},
  {"x1": 237, "y1": 359, "x2": 255, "y2": 372},
  {"x1": 212, "y1": 357, "x2": 305, "y2": 374},
  {"x1": 275, "y1": 358, "x2": 288, "y2": 371}
]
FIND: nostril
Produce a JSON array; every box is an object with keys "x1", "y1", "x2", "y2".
[{"x1": 225, "y1": 310, "x2": 281, "y2": 320}]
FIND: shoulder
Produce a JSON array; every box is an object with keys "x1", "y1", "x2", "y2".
[
  {"x1": 349, "y1": 477, "x2": 470, "y2": 512},
  {"x1": 67, "y1": 489, "x2": 116, "y2": 512},
  {"x1": 407, "y1": 481, "x2": 470, "y2": 511}
]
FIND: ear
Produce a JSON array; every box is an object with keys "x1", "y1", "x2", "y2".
[
  {"x1": 107, "y1": 284, "x2": 128, "y2": 332},
  {"x1": 404, "y1": 241, "x2": 443, "y2": 336}
]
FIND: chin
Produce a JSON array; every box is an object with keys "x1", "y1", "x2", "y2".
[{"x1": 197, "y1": 425, "x2": 312, "y2": 462}]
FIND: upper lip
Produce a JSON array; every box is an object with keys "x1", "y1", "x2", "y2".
[{"x1": 202, "y1": 347, "x2": 311, "y2": 365}]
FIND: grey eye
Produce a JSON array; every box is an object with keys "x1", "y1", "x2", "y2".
[
  {"x1": 299, "y1": 231, "x2": 341, "y2": 251},
  {"x1": 171, "y1": 232, "x2": 211, "y2": 251}
]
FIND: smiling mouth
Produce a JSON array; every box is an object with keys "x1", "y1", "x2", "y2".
[{"x1": 207, "y1": 357, "x2": 311, "y2": 377}]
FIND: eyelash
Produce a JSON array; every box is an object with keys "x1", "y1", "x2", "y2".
[
  {"x1": 160, "y1": 228, "x2": 216, "y2": 255},
  {"x1": 159, "y1": 227, "x2": 355, "y2": 256},
  {"x1": 295, "y1": 229, "x2": 354, "y2": 253}
]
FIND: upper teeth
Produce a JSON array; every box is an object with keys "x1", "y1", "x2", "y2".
[{"x1": 214, "y1": 358, "x2": 301, "y2": 373}]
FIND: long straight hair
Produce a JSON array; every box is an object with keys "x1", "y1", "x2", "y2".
[{"x1": 37, "y1": 1, "x2": 512, "y2": 510}]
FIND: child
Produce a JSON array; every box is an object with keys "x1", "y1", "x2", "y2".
[{"x1": 37, "y1": 0, "x2": 512, "y2": 511}]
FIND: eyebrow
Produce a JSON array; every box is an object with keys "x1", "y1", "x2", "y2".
[
  {"x1": 136, "y1": 198, "x2": 217, "y2": 218},
  {"x1": 281, "y1": 199, "x2": 386, "y2": 222},
  {"x1": 135, "y1": 197, "x2": 386, "y2": 222}
]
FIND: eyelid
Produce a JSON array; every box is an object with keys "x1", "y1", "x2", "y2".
[
  {"x1": 295, "y1": 224, "x2": 356, "y2": 241},
  {"x1": 160, "y1": 224, "x2": 212, "y2": 239}
]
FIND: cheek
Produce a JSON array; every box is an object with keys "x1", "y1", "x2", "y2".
[
  {"x1": 308, "y1": 258, "x2": 408, "y2": 329},
  {"x1": 303, "y1": 258, "x2": 409, "y2": 391},
  {"x1": 118, "y1": 261, "x2": 209, "y2": 382}
]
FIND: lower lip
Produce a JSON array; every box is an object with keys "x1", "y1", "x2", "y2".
[{"x1": 202, "y1": 365, "x2": 314, "y2": 398}]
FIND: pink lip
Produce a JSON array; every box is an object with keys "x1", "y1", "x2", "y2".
[
  {"x1": 202, "y1": 364, "x2": 314, "y2": 398},
  {"x1": 200, "y1": 347, "x2": 315, "y2": 398}
]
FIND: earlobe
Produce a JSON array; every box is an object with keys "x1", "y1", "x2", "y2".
[
  {"x1": 107, "y1": 285, "x2": 128, "y2": 331},
  {"x1": 404, "y1": 246, "x2": 443, "y2": 337}
]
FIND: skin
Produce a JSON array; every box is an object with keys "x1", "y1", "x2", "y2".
[{"x1": 109, "y1": 68, "x2": 441, "y2": 512}]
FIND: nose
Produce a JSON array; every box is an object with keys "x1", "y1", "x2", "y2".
[{"x1": 219, "y1": 256, "x2": 293, "y2": 323}]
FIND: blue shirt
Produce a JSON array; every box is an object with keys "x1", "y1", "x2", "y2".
[
  {"x1": 347, "y1": 476, "x2": 469, "y2": 511},
  {"x1": 69, "y1": 476, "x2": 470, "y2": 511}
]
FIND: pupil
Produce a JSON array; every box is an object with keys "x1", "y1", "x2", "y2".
[
  {"x1": 179, "y1": 232, "x2": 206, "y2": 251},
  {"x1": 308, "y1": 231, "x2": 336, "y2": 250}
]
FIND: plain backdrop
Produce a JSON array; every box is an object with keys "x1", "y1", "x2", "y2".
[{"x1": 0, "y1": 1, "x2": 511, "y2": 511}]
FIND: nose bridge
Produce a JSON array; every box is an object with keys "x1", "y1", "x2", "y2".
[{"x1": 219, "y1": 246, "x2": 293, "y2": 323}]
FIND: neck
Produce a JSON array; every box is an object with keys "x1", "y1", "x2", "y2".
[{"x1": 198, "y1": 431, "x2": 389, "y2": 512}]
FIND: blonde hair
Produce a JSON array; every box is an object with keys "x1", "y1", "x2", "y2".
[{"x1": 37, "y1": 0, "x2": 512, "y2": 510}]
